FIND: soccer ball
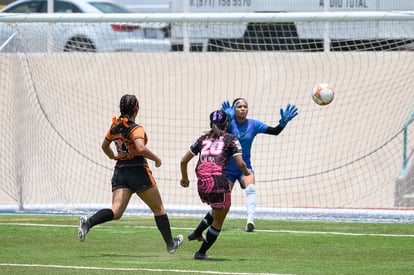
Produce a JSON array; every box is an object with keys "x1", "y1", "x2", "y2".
[{"x1": 311, "y1": 83, "x2": 334, "y2": 106}]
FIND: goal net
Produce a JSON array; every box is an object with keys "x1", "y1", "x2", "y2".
[{"x1": 1, "y1": 12, "x2": 414, "y2": 221}]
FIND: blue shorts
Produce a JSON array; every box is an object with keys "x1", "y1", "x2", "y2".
[{"x1": 226, "y1": 167, "x2": 254, "y2": 189}]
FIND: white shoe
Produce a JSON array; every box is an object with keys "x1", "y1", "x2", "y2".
[
  {"x1": 245, "y1": 222, "x2": 255, "y2": 232},
  {"x1": 167, "y1": 234, "x2": 184, "y2": 254},
  {"x1": 77, "y1": 216, "x2": 89, "y2": 242}
]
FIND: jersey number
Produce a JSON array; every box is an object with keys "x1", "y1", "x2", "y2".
[{"x1": 201, "y1": 139, "x2": 225, "y2": 156}]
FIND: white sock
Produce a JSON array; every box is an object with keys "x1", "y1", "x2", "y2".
[{"x1": 245, "y1": 184, "x2": 256, "y2": 223}]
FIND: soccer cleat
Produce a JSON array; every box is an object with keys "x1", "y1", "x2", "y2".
[
  {"x1": 167, "y1": 234, "x2": 184, "y2": 254},
  {"x1": 187, "y1": 232, "x2": 206, "y2": 242},
  {"x1": 245, "y1": 222, "x2": 255, "y2": 232},
  {"x1": 194, "y1": 251, "x2": 212, "y2": 260},
  {"x1": 77, "y1": 216, "x2": 89, "y2": 242}
]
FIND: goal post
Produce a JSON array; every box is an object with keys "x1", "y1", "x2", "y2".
[
  {"x1": 395, "y1": 109, "x2": 414, "y2": 207},
  {"x1": 1, "y1": 11, "x2": 414, "y2": 221}
]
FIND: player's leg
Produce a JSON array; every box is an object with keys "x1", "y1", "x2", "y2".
[
  {"x1": 240, "y1": 173, "x2": 256, "y2": 232},
  {"x1": 188, "y1": 178, "x2": 235, "y2": 241},
  {"x1": 194, "y1": 192, "x2": 230, "y2": 260},
  {"x1": 188, "y1": 209, "x2": 213, "y2": 241},
  {"x1": 78, "y1": 188, "x2": 131, "y2": 242},
  {"x1": 188, "y1": 178, "x2": 235, "y2": 242},
  {"x1": 194, "y1": 206, "x2": 229, "y2": 260},
  {"x1": 138, "y1": 185, "x2": 183, "y2": 253}
]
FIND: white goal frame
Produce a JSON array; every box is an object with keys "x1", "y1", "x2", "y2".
[{"x1": 1, "y1": 11, "x2": 414, "y2": 222}]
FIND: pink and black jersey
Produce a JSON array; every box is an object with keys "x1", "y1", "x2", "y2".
[{"x1": 189, "y1": 132, "x2": 242, "y2": 194}]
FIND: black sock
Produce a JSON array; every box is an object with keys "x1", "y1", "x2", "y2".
[
  {"x1": 198, "y1": 226, "x2": 220, "y2": 254},
  {"x1": 154, "y1": 214, "x2": 173, "y2": 247},
  {"x1": 87, "y1": 208, "x2": 114, "y2": 229},
  {"x1": 194, "y1": 211, "x2": 213, "y2": 237}
]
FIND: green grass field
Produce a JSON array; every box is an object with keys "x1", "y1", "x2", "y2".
[{"x1": 0, "y1": 214, "x2": 413, "y2": 275}]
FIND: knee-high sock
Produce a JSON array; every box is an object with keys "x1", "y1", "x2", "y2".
[
  {"x1": 87, "y1": 208, "x2": 114, "y2": 229},
  {"x1": 198, "y1": 226, "x2": 220, "y2": 254},
  {"x1": 154, "y1": 214, "x2": 174, "y2": 247},
  {"x1": 245, "y1": 184, "x2": 256, "y2": 223},
  {"x1": 194, "y1": 210, "x2": 213, "y2": 236}
]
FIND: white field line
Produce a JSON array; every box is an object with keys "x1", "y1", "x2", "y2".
[
  {"x1": 1, "y1": 222, "x2": 414, "y2": 238},
  {"x1": 0, "y1": 263, "x2": 291, "y2": 275}
]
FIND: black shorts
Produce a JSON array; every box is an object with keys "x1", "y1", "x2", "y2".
[
  {"x1": 199, "y1": 191, "x2": 231, "y2": 210},
  {"x1": 111, "y1": 165, "x2": 156, "y2": 193}
]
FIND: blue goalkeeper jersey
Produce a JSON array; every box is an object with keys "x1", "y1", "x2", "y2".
[{"x1": 226, "y1": 118, "x2": 268, "y2": 172}]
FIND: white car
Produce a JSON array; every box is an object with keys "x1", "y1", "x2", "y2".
[{"x1": 0, "y1": 0, "x2": 171, "y2": 52}]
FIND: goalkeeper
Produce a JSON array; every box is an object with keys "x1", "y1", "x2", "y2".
[{"x1": 221, "y1": 98, "x2": 298, "y2": 232}]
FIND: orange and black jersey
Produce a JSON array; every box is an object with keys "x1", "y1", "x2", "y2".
[{"x1": 105, "y1": 119, "x2": 148, "y2": 167}]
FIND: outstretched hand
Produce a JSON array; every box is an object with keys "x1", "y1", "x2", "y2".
[
  {"x1": 221, "y1": 100, "x2": 235, "y2": 121},
  {"x1": 279, "y1": 103, "x2": 298, "y2": 127}
]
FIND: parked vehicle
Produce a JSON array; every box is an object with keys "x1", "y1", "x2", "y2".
[
  {"x1": 0, "y1": 0, "x2": 171, "y2": 52},
  {"x1": 118, "y1": 0, "x2": 414, "y2": 51}
]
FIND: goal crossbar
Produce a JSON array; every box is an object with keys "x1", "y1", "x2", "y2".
[{"x1": 1, "y1": 11, "x2": 414, "y2": 23}]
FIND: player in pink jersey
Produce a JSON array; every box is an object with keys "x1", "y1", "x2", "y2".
[{"x1": 180, "y1": 110, "x2": 250, "y2": 260}]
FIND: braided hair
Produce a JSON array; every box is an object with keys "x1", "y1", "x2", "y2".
[
  {"x1": 120, "y1": 94, "x2": 139, "y2": 118},
  {"x1": 110, "y1": 94, "x2": 139, "y2": 136}
]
